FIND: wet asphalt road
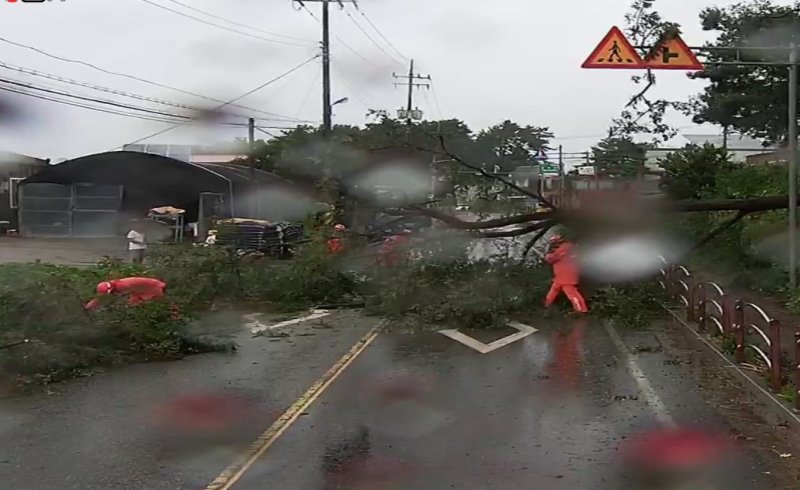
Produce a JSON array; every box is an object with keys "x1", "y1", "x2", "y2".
[
  {"x1": 0, "y1": 310, "x2": 376, "y2": 489},
  {"x1": 0, "y1": 311, "x2": 786, "y2": 489},
  {"x1": 231, "y1": 318, "x2": 777, "y2": 490}
]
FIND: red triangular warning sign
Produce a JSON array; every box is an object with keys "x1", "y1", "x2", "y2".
[
  {"x1": 582, "y1": 27, "x2": 644, "y2": 69},
  {"x1": 644, "y1": 35, "x2": 703, "y2": 70}
]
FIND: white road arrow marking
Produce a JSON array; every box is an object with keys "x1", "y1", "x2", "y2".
[
  {"x1": 438, "y1": 321, "x2": 538, "y2": 354},
  {"x1": 246, "y1": 309, "x2": 331, "y2": 335}
]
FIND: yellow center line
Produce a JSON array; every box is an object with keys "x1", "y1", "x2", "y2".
[{"x1": 204, "y1": 322, "x2": 384, "y2": 490}]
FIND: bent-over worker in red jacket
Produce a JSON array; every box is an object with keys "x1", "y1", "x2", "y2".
[
  {"x1": 326, "y1": 224, "x2": 347, "y2": 254},
  {"x1": 544, "y1": 234, "x2": 589, "y2": 313},
  {"x1": 376, "y1": 229, "x2": 412, "y2": 267},
  {"x1": 84, "y1": 277, "x2": 167, "y2": 310}
]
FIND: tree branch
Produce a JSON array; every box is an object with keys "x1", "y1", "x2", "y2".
[
  {"x1": 521, "y1": 220, "x2": 557, "y2": 261},
  {"x1": 690, "y1": 210, "x2": 749, "y2": 252},
  {"x1": 435, "y1": 135, "x2": 558, "y2": 210},
  {"x1": 475, "y1": 221, "x2": 553, "y2": 238},
  {"x1": 401, "y1": 206, "x2": 556, "y2": 230}
]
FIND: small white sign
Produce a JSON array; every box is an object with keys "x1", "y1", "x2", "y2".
[{"x1": 578, "y1": 165, "x2": 597, "y2": 176}]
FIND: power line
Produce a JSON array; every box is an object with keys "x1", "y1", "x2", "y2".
[
  {"x1": 296, "y1": 63, "x2": 322, "y2": 120},
  {"x1": 0, "y1": 77, "x2": 198, "y2": 120},
  {"x1": 117, "y1": 55, "x2": 321, "y2": 147},
  {"x1": 421, "y1": 89, "x2": 440, "y2": 120},
  {"x1": 0, "y1": 60, "x2": 318, "y2": 123},
  {"x1": 0, "y1": 35, "x2": 308, "y2": 122},
  {"x1": 137, "y1": 0, "x2": 314, "y2": 48},
  {"x1": 160, "y1": 0, "x2": 312, "y2": 43},
  {"x1": 357, "y1": 9, "x2": 408, "y2": 62},
  {"x1": 330, "y1": 56, "x2": 374, "y2": 109},
  {"x1": 297, "y1": 3, "x2": 384, "y2": 69},
  {"x1": 0, "y1": 76, "x2": 297, "y2": 128},
  {"x1": 0, "y1": 61, "x2": 199, "y2": 113},
  {"x1": 256, "y1": 127, "x2": 279, "y2": 139},
  {"x1": 344, "y1": 10, "x2": 404, "y2": 67},
  {"x1": 429, "y1": 83, "x2": 445, "y2": 119},
  {"x1": 226, "y1": 55, "x2": 321, "y2": 106},
  {"x1": 0, "y1": 85, "x2": 196, "y2": 124}
]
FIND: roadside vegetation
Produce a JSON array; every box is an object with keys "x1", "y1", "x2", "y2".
[{"x1": 0, "y1": 229, "x2": 668, "y2": 390}]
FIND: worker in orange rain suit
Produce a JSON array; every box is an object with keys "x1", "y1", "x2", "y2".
[
  {"x1": 544, "y1": 234, "x2": 589, "y2": 313},
  {"x1": 377, "y1": 229, "x2": 412, "y2": 267},
  {"x1": 84, "y1": 277, "x2": 178, "y2": 317},
  {"x1": 326, "y1": 223, "x2": 347, "y2": 254}
]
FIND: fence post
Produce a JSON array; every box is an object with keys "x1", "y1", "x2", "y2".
[
  {"x1": 721, "y1": 294, "x2": 732, "y2": 335},
  {"x1": 664, "y1": 265, "x2": 674, "y2": 299},
  {"x1": 696, "y1": 284, "x2": 707, "y2": 332},
  {"x1": 795, "y1": 332, "x2": 800, "y2": 411},
  {"x1": 686, "y1": 277, "x2": 696, "y2": 322},
  {"x1": 769, "y1": 320, "x2": 782, "y2": 392},
  {"x1": 734, "y1": 300, "x2": 746, "y2": 363}
]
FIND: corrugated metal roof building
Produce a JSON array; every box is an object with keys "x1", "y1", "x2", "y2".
[{"x1": 18, "y1": 151, "x2": 305, "y2": 237}]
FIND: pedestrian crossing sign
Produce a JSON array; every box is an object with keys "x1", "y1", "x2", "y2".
[{"x1": 582, "y1": 26, "x2": 644, "y2": 69}]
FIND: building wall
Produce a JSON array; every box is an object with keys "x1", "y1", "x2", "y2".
[
  {"x1": 0, "y1": 161, "x2": 48, "y2": 229},
  {"x1": 746, "y1": 152, "x2": 787, "y2": 166}
]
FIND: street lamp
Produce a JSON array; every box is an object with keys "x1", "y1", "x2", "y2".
[{"x1": 330, "y1": 97, "x2": 349, "y2": 122}]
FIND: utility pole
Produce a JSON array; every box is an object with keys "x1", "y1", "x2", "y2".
[
  {"x1": 393, "y1": 59, "x2": 431, "y2": 137},
  {"x1": 558, "y1": 145, "x2": 565, "y2": 207},
  {"x1": 722, "y1": 125, "x2": 729, "y2": 150},
  {"x1": 248, "y1": 117, "x2": 255, "y2": 156},
  {"x1": 790, "y1": 43, "x2": 798, "y2": 288},
  {"x1": 248, "y1": 117, "x2": 260, "y2": 217},
  {"x1": 294, "y1": 0, "x2": 358, "y2": 136},
  {"x1": 321, "y1": 0, "x2": 331, "y2": 135}
]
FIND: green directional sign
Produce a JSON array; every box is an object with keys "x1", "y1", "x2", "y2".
[{"x1": 540, "y1": 164, "x2": 559, "y2": 175}]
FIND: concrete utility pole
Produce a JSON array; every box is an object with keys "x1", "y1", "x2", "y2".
[
  {"x1": 321, "y1": 0, "x2": 331, "y2": 135},
  {"x1": 393, "y1": 59, "x2": 431, "y2": 134},
  {"x1": 790, "y1": 44, "x2": 798, "y2": 288},
  {"x1": 294, "y1": 0, "x2": 358, "y2": 136},
  {"x1": 558, "y1": 145, "x2": 565, "y2": 206},
  {"x1": 248, "y1": 117, "x2": 255, "y2": 153},
  {"x1": 248, "y1": 117, "x2": 260, "y2": 217}
]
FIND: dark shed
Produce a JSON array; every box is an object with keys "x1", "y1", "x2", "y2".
[
  {"x1": 19, "y1": 151, "x2": 297, "y2": 237},
  {"x1": 0, "y1": 150, "x2": 48, "y2": 230}
]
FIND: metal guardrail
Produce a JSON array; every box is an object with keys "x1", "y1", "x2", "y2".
[{"x1": 658, "y1": 260, "x2": 797, "y2": 407}]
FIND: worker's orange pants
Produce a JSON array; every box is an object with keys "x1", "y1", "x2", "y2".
[{"x1": 545, "y1": 282, "x2": 588, "y2": 313}]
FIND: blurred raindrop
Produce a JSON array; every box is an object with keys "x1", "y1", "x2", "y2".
[
  {"x1": 580, "y1": 233, "x2": 684, "y2": 283},
  {"x1": 243, "y1": 185, "x2": 322, "y2": 222},
  {"x1": 348, "y1": 162, "x2": 430, "y2": 206},
  {"x1": 0, "y1": 94, "x2": 30, "y2": 129}
]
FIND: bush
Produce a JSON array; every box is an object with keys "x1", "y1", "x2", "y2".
[
  {"x1": 591, "y1": 281, "x2": 666, "y2": 328},
  {"x1": 0, "y1": 261, "x2": 223, "y2": 388}
]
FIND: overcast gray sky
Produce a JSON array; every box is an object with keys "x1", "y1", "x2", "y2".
[{"x1": 0, "y1": 0, "x2": 776, "y2": 161}]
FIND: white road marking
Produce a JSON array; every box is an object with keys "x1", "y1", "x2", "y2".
[
  {"x1": 246, "y1": 309, "x2": 331, "y2": 335},
  {"x1": 604, "y1": 322, "x2": 676, "y2": 427},
  {"x1": 439, "y1": 321, "x2": 538, "y2": 354}
]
